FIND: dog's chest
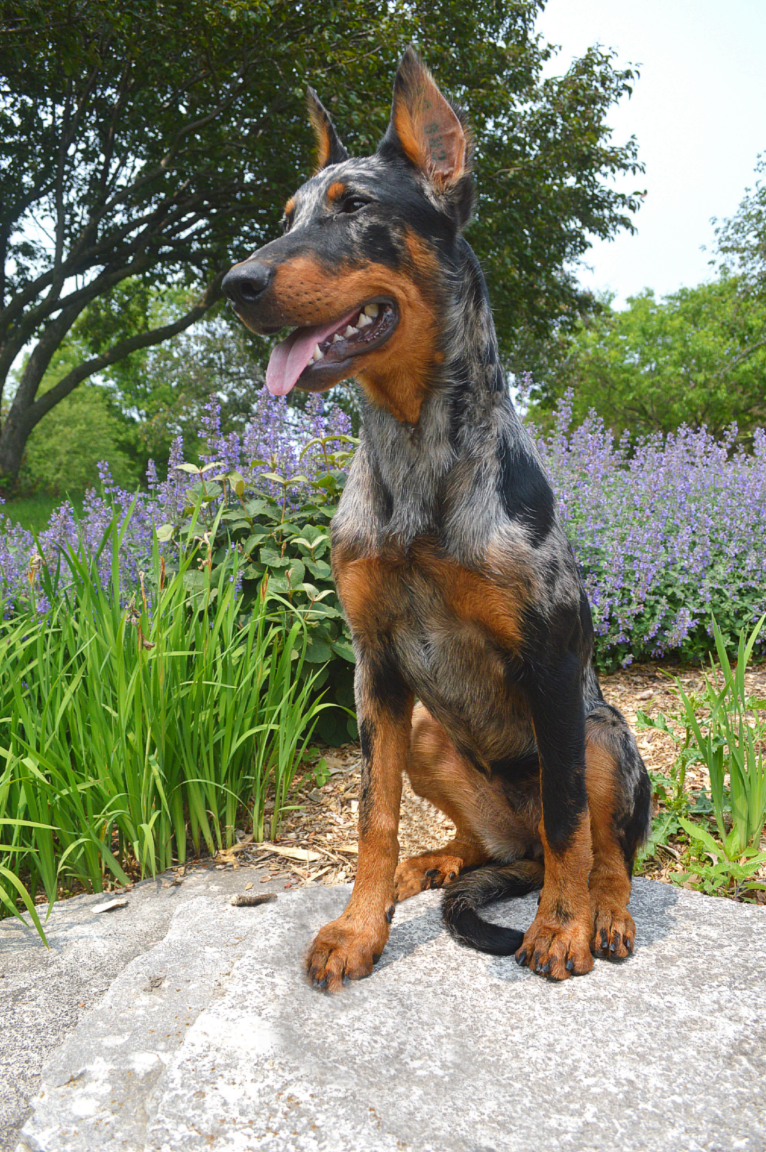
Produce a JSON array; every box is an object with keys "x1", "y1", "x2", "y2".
[{"x1": 333, "y1": 541, "x2": 532, "y2": 754}]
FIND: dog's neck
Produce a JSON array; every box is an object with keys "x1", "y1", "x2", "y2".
[{"x1": 347, "y1": 238, "x2": 535, "y2": 555}]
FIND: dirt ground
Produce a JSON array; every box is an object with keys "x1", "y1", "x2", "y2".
[{"x1": 223, "y1": 661, "x2": 766, "y2": 902}]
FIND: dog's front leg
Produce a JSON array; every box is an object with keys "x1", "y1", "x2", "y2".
[
  {"x1": 306, "y1": 657, "x2": 413, "y2": 992},
  {"x1": 516, "y1": 658, "x2": 595, "y2": 980}
]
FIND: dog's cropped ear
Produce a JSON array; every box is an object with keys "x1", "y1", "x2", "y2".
[
  {"x1": 381, "y1": 46, "x2": 472, "y2": 221},
  {"x1": 307, "y1": 87, "x2": 349, "y2": 171}
]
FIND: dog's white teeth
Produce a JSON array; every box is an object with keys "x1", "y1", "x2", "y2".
[
  {"x1": 357, "y1": 312, "x2": 373, "y2": 327},
  {"x1": 332, "y1": 332, "x2": 343, "y2": 343},
  {"x1": 343, "y1": 325, "x2": 358, "y2": 337},
  {"x1": 312, "y1": 345, "x2": 324, "y2": 361},
  {"x1": 363, "y1": 303, "x2": 380, "y2": 318}
]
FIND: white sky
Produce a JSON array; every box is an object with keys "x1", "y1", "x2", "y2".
[{"x1": 536, "y1": 0, "x2": 766, "y2": 306}]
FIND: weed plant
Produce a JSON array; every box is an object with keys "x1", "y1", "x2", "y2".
[
  {"x1": 638, "y1": 615, "x2": 766, "y2": 898},
  {"x1": 0, "y1": 504, "x2": 327, "y2": 940}
]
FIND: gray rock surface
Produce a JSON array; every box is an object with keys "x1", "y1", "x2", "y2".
[
  {"x1": 0, "y1": 865, "x2": 274, "y2": 1152},
  {"x1": 12, "y1": 878, "x2": 766, "y2": 1152}
]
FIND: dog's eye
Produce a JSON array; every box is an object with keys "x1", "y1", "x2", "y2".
[
  {"x1": 339, "y1": 196, "x2": 369, "y2": 214},
  {"x1": 281, "y1": 215, "x2": 292, "y2": 234}
]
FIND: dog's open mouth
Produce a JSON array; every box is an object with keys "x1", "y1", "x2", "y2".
[{"x1": 265, "y1": 298, "x2": 398, "y2": 396}]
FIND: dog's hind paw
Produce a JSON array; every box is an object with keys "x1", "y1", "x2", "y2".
[
  {"x1": 394, "y1": 854, "x2": 463, "y2": 902},
  {"x1": 591, "y1": 901, "x2": 636, "y2": 959}
]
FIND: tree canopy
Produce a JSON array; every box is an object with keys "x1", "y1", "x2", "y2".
[
  {"x1": 0, "y1": 0, "x2": 643, "y2": 490},
  {"x1": 526, "y1": 156, "x2": 766, "y2": 442},
  {"x1": 525, "y1": 282, "x2": 766, "y2": 441},
  {"x1": 713, "y1": 154, "x2": 766, "y2": 298}
]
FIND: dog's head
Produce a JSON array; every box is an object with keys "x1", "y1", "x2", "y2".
[{"x1": 222, "y1": 48, "x2": 473, "y2": 423}]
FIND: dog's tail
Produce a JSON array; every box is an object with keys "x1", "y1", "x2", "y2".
[{"x1": 441, "y1": 860, "x2": 544, "y2": 955}]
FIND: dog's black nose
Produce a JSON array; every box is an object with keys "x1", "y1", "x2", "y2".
[{"x1": 222, "y1": 261, "x2": 274, "y2": 308}]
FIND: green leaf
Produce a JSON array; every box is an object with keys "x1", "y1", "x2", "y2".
[{"x1": 678, "y1": 817, "x2": 723, "y2": 860}]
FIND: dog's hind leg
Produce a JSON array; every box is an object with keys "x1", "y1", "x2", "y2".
[
  {"x1": 585, "y1": 703, "x2": 652, "y2": 959},
  {"x1": 394, "y1": 705, "x2": 490, "y2": 901},
  {"x1": 394, "y1": 704, "x2": 540, "y2": 901}
]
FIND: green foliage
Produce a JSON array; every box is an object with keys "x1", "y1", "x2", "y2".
[
  {"x1": 99, "y1": 293, "x2": 265, "y2": 478},
  {"x1": 6, "y1": 339, "x2": 141, "y2": 496},
  {"x1": 1, "y1": 493, "x2": 84, "y2": 534},
  {"x1": 637, "y1": 615, "x2": 766, "y2": 898},
  {"x1": 528, "y1": 282, "x2": 766, "y2": 440},
  {"x1": 0, "y1": 506, "x2": 328, "y2": 941},
  {"x1": 677, "y1": 616, "x2": 766, "y2": 858},
  {"x1": 20, "y1": 381, "x2": 140, "y2": 495},
  {"x1": 674, "y1": 819, "x2": 766, "y2": 899},
  {"x1": 714, "y1": 153, "x2": 766, "y2": 297},
  {"x1": 0, "y1": 0, "x2": 643, "y2": 487},
  {"x1": 157, "y1": 440, "x2": 357, "y2": 746}
]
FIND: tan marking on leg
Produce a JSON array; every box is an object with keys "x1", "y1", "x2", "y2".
[
  {"x1": 394, "y1": 703, "x2": 540, "y2": 900},
  {"x1": 586, "y1": 740, "x2": 635, "y2": 958},
  {"x1": 306, "y1": 698, "x2": 413, "y2": 992},
  {"x1": 516, "y1": 812, "x2": 594, "y2": 980},
  {"x1": 394, "y1": 840, "x2": 485, "y2": 902}
]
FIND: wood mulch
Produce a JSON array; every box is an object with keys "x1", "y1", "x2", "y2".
[{"x1": 227, "y1": 661, "x2": 766, "y2": 903}]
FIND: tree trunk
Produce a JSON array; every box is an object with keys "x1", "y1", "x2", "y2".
[{"x1": 0, "y1": 408, "x2": 32, "y2": 497}]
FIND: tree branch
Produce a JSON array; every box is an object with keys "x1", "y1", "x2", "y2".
[{"x1": 26, "y1": 273, "x2": 225, "y2": 429}]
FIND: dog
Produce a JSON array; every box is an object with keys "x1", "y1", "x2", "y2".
[{"x1": 222, "y1": 47, "x2": 652, "y2": 990}]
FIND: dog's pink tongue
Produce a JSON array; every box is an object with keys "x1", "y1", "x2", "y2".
[
  {"x1": 265, "y1": 311, "x2": 357, "y2": 396},
  {"x1": 266, "y1": 328, "x2": 317, "y2": 397}
]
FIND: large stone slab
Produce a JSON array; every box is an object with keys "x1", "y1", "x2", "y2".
[
  {"x1": 0, "y1": 864, "x2": 271, "y2": 1152},
  {"x1": 16, "y1": 879, "x2": 766, "y2": 1152}
]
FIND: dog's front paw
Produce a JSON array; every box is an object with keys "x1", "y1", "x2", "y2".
[
  {"x1": 306, "y1": 915, "x2": 390, "y2": 993},
  {"x1": 591, "y1": 900, "x2": 636, "y2": 959},
  {"x1": 515, "y1": 912, "x2": 593, "y2": 980}
]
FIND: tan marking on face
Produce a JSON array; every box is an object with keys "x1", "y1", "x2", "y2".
[
  {"x1": 284, "y1": 197, "x2": 295, "y2": 216},
  {"x1": 327, "y1": 181, "x2": 346, "y2": 201},
  {"x1": 265, "y1": 236, "x2": 444, "y2": 424}
]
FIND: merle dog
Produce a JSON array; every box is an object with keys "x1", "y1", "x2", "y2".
[{"x1": 222, "y1": 48, "x2": 651, "y2": 991}]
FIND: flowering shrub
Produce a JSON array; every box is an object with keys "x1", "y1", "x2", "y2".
[
  {"x1": 538, "y1": 398, "x2": 766, "y2": 668},
  {"x1": 1, "y1": 389, "x2": 764, "y2": 675},
  {"x1": 0, "y1": 392, "x2": 351, "y2": 616}
]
